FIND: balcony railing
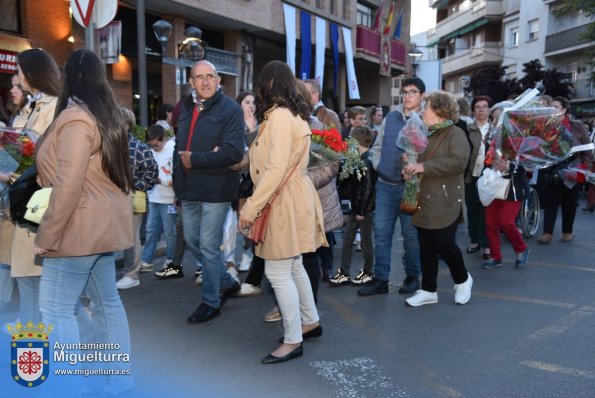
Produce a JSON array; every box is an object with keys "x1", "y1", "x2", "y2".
[
  {"x1": 355, "y1": 25, "x2": 406, "y2": 66},
  {"x1": 572, "y1": 78, "x2": 595, "y2": 99},
  {"x1": 545, "y1": 24, "x2": 592, "y2": 54},
  {"x1": 205, "y1": 47, "x2": 240, "y2": 76}
]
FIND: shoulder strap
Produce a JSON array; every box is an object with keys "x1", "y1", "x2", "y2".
[{"x1": 425, "y1": 130, "x2": 449, "y2": 161}]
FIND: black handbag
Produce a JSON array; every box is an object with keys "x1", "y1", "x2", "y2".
[{"x1": 8, "y1": 164, "x2": 40, "y2": 230}]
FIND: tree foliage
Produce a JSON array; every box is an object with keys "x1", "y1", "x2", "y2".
[{"x1": 469, "y1": 65, "x2": 521, "y2": 103}]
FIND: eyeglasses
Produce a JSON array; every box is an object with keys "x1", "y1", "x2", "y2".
[
  {"x1": 400, "y1": 90, "x2": 420, "y2": 97},
  {"x1": 191, "y1": 74, "x2": 217, "y2": 82},
  {"x1": 474, "y1": 105, "x2": 489, "y2": 110}
]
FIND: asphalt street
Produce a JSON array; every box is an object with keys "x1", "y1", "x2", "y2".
[{"x1": 1, "y1": 195, "x2": 594, "y2": 397}]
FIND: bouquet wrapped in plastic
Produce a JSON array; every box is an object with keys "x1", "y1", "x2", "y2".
[
  {"x1": 0, "y1": 127, "x2": 40, "y2": 176},
  {"x1": 309, "y1": 127, "x2": 346, "y2": 168},
  {"x1": 396, "y1": 113, "x2": 428, "y2": 214},
  {"x1": 485, "y1": 89, "x2": 575, "y2": 172}
]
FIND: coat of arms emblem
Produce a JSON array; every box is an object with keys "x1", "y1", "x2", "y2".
[{"x1": 7, "y1": 321, "x2": 53, "y2": 387}]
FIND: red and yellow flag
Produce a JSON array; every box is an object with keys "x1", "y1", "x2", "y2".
[{"x1": 383, "y1": 1, "x2": 395, "y2": 36}]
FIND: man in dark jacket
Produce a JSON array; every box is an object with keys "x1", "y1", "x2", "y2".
[{"x1": 174, "y1": 60, "x2": 244, "y2": 323}]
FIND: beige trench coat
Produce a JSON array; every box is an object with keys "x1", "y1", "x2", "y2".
[
  {"x1": 241, "y1": 107, "x2": 328, "y2": 260},
  {"x1": 7, "y1": 95, "x2": 57, "y2": 277}
]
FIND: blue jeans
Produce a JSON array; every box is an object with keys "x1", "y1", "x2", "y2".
[
  {"x1": 16, "y1": 276, "x2": 41, "y2": 324},
  {"x1": 373, "y1": 180, "x2": 420, "y2": 281},
  {"x1": 141, "y1": 202, "x2": 176, "y2": 263},
  {"x1": 181, "y1": 200, "x2": 236, "y2": 308},
  {"x1": 39, "y1": 253, "x2": 133, "y2": 396}
]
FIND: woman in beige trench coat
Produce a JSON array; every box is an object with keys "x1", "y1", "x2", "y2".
[
  {"x1": 3, "y1": 49, "x2": 60, "y2": 325},
  {"x1": 239, "y1": 61, "x2": 327, "y2": 364}
]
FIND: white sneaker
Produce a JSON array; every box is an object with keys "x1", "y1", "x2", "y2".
[
  {"x1": 140, "y1": 262, "x2": 154, "y2": 272},
  {"x1": 237, "y1": 283, "x2": 262, "y2": 296},
  {"x1": 116, "y1": 276, "x2": 140, "y2": 290},
  {"x1": 405, "y1": 290, "x2": 438, "y2": 307},
  {"x1": 194, "y1": 270, "x2": 203, "y2": 286},
  {"x1": 454, "y1": 273, "x2": 473, "y2": 305},
  {"x1": 239, "y1": 253, "x2": 252, "y2": 272}
]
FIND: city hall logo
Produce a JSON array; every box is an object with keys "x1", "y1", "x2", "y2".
[{"x1": 7, "y1": 321, "x2": 53, "y2": 387}]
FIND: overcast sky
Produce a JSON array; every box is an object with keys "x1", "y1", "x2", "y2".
[{"x1": 410, "y1": 1, "x2": 437, "y2": 36}]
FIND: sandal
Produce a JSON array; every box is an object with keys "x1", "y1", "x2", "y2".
[{"x1": 466, "y1": 244, "x2": 480, "y2": 254}]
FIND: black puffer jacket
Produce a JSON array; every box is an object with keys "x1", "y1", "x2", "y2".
[{"x1": 339, "y1": 151, "x2": 378, "y2": 216}]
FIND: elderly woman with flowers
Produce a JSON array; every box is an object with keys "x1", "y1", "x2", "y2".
[{"x1": 402, "y1": 91, "x2": 472, "y2": 307}]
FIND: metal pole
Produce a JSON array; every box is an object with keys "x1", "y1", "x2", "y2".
[
  {"x1": 85, "y1": 26, "x2": 94, "y2": 51},
  {"x1": 136, "y1": 0, "x2": 148, "y2": 127}
]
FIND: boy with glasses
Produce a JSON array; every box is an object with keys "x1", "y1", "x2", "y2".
[{"x1": 358, "y1": 78, "x2": 425, "y2": 296}]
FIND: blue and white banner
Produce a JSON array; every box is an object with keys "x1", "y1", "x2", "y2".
[
  {"x1": 314, "y1": 17, "x2": 326, "y2": 88},
  {"x1": 283, "y1": 3, "x2": 297, "y2": 74},
  {"x1": 300, "y1": 10, "x2": 312, "y2": 79},
  {"x1": 341, "y1": 27, "x2": 360, "y2": 99},
  {"x1": 330, "y1": 23, "x2": 339, "y2": 94}
]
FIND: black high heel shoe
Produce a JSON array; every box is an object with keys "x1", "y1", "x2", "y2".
[
  {"x1": 582, "y1": 205, "x2": 594, "y2": 213},
  {"x1": 278, "y1": 325, "x2": 323, "y2": 343},
  {"x1": 262, "y1": 344, "x2": 303, "y2": 364}
]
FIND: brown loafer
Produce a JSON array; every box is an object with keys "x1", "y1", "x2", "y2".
[
  {"x1": 561, "y1": 233, "x2": 574, "y2": 242},
  {"x1": 537, "y1": 234, "x2": 552, "y2": 244}
]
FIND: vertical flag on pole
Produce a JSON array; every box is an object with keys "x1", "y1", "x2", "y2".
[
  {"x1": 341, "y1": 26, "x2": 360, "y2": 99},
  {"x1": 393, "y1": 9, "x2": 403, "y2": 39},
  {"x1": 299, "y1": 10, "x2": 312, "y2": 80},
  {"x1": 372, "y1": 0, "x2": 385, "y2": 32},
  {"x1": 314, "y1": 17, "x2": 326, "y2": 88},
  {"x1": 330, "y1": 23, "x2": 339, "y2": 94},
  {"x1": 283, "y1": 3, "x2": 297, "y2": 74},
  {"x1": 383, "y1": 1, "x2": 395, "y2": 36}
]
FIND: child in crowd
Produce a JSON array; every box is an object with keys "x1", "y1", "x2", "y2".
[
  {"x1": 141, "y1": 125, "x2": 177, "y2": 272},
  {"x1": 331, "y1": 126, "x2": 378, "y2": 286}
]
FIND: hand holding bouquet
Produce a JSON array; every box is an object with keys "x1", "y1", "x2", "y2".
[{"x1": 396, "y1": 113, "x2": 429, "y2": 214}]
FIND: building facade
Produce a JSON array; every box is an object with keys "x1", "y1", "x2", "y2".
[{"x1": 0, "y1": 0, "x2": 413, "y2": 125}]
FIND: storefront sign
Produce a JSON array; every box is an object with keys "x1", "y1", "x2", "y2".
[{"x1": 0, "y1": 50, "x2": 18, "y2": 74}]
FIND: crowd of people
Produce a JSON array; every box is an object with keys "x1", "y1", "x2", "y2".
[{"x1": 1, "y1": 51, "x2": 594, "y2": 384}]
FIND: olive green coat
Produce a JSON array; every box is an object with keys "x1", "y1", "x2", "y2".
[{"x1": 413, "y1": 125, "x2": 470, "y2": 230}]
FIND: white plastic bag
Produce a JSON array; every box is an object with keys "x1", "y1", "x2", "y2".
[{"x1": 477, "y1": 168, "x2": 511, "y2": 206}]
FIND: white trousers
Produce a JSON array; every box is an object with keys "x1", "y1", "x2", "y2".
[{"x1": 265, "y1": 256, "x2": 319, "y2": 344}]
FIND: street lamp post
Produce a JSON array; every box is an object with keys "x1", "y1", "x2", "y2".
[
  {"x1": 152, "y1": 20, "x2": 207, "y2": 89},
  {"x1": 408, "y1": 44, "x2": 423, "y2": 77}
]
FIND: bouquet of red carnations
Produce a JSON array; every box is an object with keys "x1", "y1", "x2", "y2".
[
  {"x1": 0, "y1": 127, "x2": 39, "y2": 176},
  {"x1": 396, "y1": 113, "x2": 428, "y2": 214},
  {"x1": 309, "y1": 127, "x2": 346, "y2": 168}
]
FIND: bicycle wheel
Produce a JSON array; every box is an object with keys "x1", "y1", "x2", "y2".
[{"x1": 520, "y1": 187, "x2": 540, "y2": 238}]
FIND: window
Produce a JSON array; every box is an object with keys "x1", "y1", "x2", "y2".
[
  {"x1": 357, "y1": 3, "x2": 373, "y2": 27},
  {"x1": 510, "y1": 28, "x2": 519, "y2": 47},
  {"x1": 1, "y1": 0, "x2": 20, "y2": 33},
  {"x1": 528, "y1": 19, "x2": 539, "y2": 41},
  {"x1": 343, "y1": 0, "x2": 350, "y2": 20},
  {"x1": 316, "y1": 0, "x2": 323, "y2": 8}
]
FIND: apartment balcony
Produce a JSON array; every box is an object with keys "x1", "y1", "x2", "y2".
[
  {"x1": 355, "y1": 25, "x2": 406, "y2": 68},
  {"x1": 572, "y1": 78, "x2": 595, "y2": 100},
  {"x1": 545, "y1": 24, "x2": 593, "y2": 56},
  {"x1": 440, "y1": 42, "x2": 502, "y2": 76},
  {"x1": 430, "y1": 0, "x2": 503, "y2": 45}
]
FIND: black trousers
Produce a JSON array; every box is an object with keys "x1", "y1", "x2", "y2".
[
  {"x1": 542, "y1": 183, "x2": 579, "y2": 234},
  {"x1": 418, "y1": 220, "x2": 468, "y2": 293}
]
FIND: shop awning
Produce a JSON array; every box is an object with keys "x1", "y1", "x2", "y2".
[{"x1": 427, "y1": 17, "x2": 489, "y2": 47}]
